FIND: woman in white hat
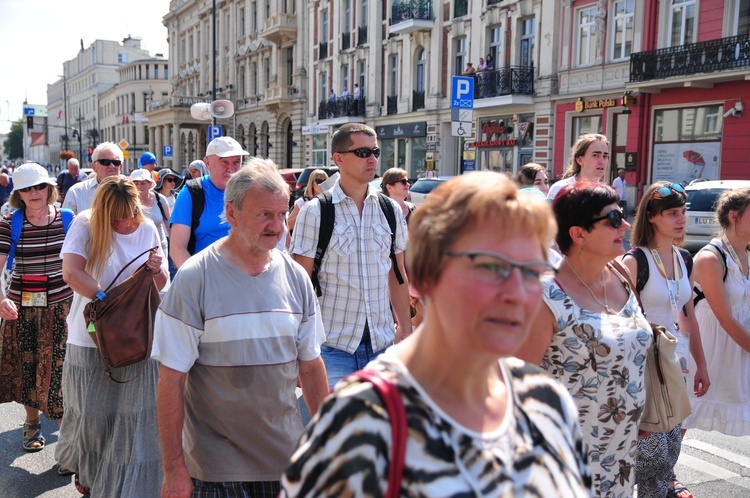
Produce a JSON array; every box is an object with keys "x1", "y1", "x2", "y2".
[
  {"x1": 0, "y1": 163, "x2": 75, "y2": 472},
  {"x1": 129, "y1": 169, "x2": 170, "y2": 259}
]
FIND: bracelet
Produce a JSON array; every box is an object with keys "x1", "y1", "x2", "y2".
[{"x1": 95, "y1": 290, "x2": 107, "y2": 301}]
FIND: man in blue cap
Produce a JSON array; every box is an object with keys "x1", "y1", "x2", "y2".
[{"x1": 139, "y1": 152, "x2": 159, "y2": 183}]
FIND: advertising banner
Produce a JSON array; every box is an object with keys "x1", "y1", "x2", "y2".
[{"x1": 652, "y1": 142, "x2": 721, "y2": 184}]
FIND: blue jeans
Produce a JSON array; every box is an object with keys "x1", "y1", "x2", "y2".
[{"x1": 298, "y1": 328, "x2": 389, "y2": 426}]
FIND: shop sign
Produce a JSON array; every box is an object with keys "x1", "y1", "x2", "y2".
[
  {"x1": 469, "y1": 117, "x2": 518, "y2": 148},
  {"x1": 426, "y1": 143, "x2": 437, "y2": 152},
  {"x1": 302, "y1": 125, "x2": 330, "y2": 135},
  {"x1": 377, "y1": 122, "x2": 426, "y2": 139},
  {"x1": 575, "y1": 98, "x2": 617, "y2": 112},
  {"x1": 177, "y1": 97, "x2": 210, "y2": 106},
  {"x1": 625, "y1": 152, "x2": 637, "y2": 169}
]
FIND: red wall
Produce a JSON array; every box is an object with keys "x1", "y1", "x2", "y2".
[{"x1": 699, "y1": 2, "x2": 725, "y2": 42}]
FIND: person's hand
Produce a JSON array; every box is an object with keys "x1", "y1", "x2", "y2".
[
  {"x1": 161, "y1": 466, "x2": 194, "y2": 498},
  {"x1": 693, "y1": 364, "x2": 710, "y2": 397},
  {"x1": 0, "y1": 298, "x2": 18, "y2": 321},
  {"x1": 147, "y1": 250, "x2": 163, "y2": 274}
]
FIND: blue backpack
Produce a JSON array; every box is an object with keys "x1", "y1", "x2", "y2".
[{"x1": 6, "y1": 208, "x2": 74, "y2": 270}]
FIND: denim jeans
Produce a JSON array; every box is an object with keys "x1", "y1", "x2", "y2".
[{"x1": 298, "y1": 328, "x2": 389, "y2": 426}]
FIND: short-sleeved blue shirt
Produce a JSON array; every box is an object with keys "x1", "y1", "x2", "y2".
[{"x1": 169, "y1": 175, "x2": 229, "y2": 254}]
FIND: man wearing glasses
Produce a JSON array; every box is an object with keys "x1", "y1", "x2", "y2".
[
  {"x1": 291, "y1": 123, "x2": 411, "y2": 394},
  {"x1": 62, "y1": 142, "x2": 123, "y2": 214}
]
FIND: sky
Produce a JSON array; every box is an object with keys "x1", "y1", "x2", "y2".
[{"x1": 0, "y1": 0, "x2": 171, "y2": 134}]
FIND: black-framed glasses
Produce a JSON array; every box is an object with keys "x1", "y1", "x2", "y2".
[
  {"x1": 163, "y1": 177, "x2": 176, "y2": 183},
  {"x1": 591, "y1": 209, "x2": 625, "y2": 229},
  {"x1": 336, "y1": 147, "x2": 381, "y2": 159},
  {"x1": 653, "y1": 183, "x2": 685, "y2": 198},
  {"x1": 446, "y1": 251, "x2": 556, "y2": 290},
  {"x1": 96, "y1": 159, "x2": 122, "y2": 167},
  {"x1": 314, "y1": 178, "x2": 326, "y2": 185},
  {"x1": 392, "y1": 178, "x2": 409, "y2": 187},
  {"x1": 18, "y1": 184, "x2": 48, "y2": 193}
]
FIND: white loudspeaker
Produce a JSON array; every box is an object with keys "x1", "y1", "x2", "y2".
[
  {"x1": 190, "y1": 103, "x2": 212, "y2": 121},
  {"x1": 210, "y1": 99, "x2": 234, "y2": 118}
]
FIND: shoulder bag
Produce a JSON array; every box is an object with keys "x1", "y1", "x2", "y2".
[
  {"x1": 610, "y1": 259, "x2": 692, "y2": 433},
  {"x1": 83, "y1": 246, "x2": 160, "y2": 383}
]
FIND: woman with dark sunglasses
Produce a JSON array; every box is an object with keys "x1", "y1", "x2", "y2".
[
  {"x1": 622, "y1": 181, "x2": 708, "y2": 498},
  {"x1": 683, "y1": 187, "x2": 750, "y2": 438},
  {"x1": 517, "y1": 181, "x2": 651, "y2": 498},
  {"x1": 381, "y1": 167, "x2": 415, "y2": 222}
]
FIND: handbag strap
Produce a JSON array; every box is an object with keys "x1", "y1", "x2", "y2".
[
  {"x1": 351, "y1": 369, "x2": 407, "y2": 498},
  {"x1": 610, "y1": 259, "x2": 645, "y2": 313},
  {"x1": 101, "y1": 246, "x2": 158, "y2": 293}
]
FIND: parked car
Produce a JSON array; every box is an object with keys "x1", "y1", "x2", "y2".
[
  {"x1": 409, "y1": 177, "x2": 450, "y2": 206},
  {"x1": 683, "y1": 179, "x2": 750, "y2": 252},
  {"x1": 294, "y1": 166, "x2": 340, "y2": 200},
  {"x1": 278, "y1": 168, "x2": 304, "y2": 207}
]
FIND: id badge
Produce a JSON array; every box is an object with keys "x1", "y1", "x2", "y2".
[
  {"x1": 674, "y1": 329, "x2": 690, "y2": 377},
  {"x1": 20, "y1": 275, "x2": 48, "y2": 308}
]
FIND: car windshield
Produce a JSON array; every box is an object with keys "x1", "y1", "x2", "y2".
[
  {"x1": 410, "y1": 179, "x2": 442, "y2": 194},
  {"x1": 686, "y1": 189, "x2": 724, "y2": 212}
]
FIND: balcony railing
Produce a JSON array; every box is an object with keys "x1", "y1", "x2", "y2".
[
  {"x1": 387, "y1": 96, "x2": 398, "y2": 115},
  {"x1": 318, "y1": 95, "x2": 366, "y2": 119},
  {"x1": 318, "y1": 41, "x2": 329, "y2": 60},
  {"x1": 630, "y1": 33, "x2": 750, "y2": 83},
  {"x1": 390, "y1": 0, "x2": 432, "y2": 25},
  {"x1": 412, "y1": 90, "x2": 425, "y2": 111},
  {"x1": 454, "y1": 0, "x2": 468, "y2": 18},
  {"x1": 357, "y1": 26, "x2": 368, "y2": 46},
  {"x1": 341, "y1": 32, "x2": 351, "y2": 50},
  {"x1": 473, "y1": 66, "x2": 534, "y2": 99}
]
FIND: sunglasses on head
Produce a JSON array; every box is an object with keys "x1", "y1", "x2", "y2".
[
  {"x1": 96, "y1": 159, "x2": 122, "y2": 167},
  {"x1": 653, "y1": 183, "x2": 685, "y2": 198},
  {"x1": 18, "y1": 184, "x2": 48, "y2": 193},
  {"x1": 590, "y1": 209, "x2": 625, "y2": 228},
  {"x1": 337, "y1": 147, "x2": 381, "y2": 159}
]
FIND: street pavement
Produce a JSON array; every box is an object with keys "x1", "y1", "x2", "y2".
[{"x1": 1, "y1": 400, "x2": 750, "y2": 497}]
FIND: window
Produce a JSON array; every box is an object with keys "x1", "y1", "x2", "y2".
[
  {"x1": 239, "y1": 8, "x2": 245, "y2": 37},
  {"x1": 343, "y1": 0, "x2": 351, "y2": 33},
  {"x1": 265, "y1": 0, "x2": 271, "y2": 20},
  {"x1": 416, "y1": 49, "x2": 426, "y2": 92},
  {"x1": 489, "y1": 26, "x2": 502, "y2": 66},
  {"x1": 319, "y1": 73, "x2": 328, "y2": 103},
  {"x1": 576, "y1": 7, "x2": 596, "y2": 66},
  {"x1": 239, "y1": 66, "x2": 245, "y2": 98},
  {"x1": 286, "y1": 48, "x2": 294, "y2": 86},
  {"x1": 118, "y1": 53, "x2": 128, "y2": 63},
  {"x1": 612, "y1": 0, "x2": 634, "y2": 60},
  {"x1": 251, "y1": 2, "x2": 257, "y2": 33},
  {"x1": 571, "y1": 115, "x2": 602, "y2": 144},
  {"x1": 736, "y1": 0, "x2": 750, "y2": 36},
  {"x1": 342, "y1": 64, "x2": 350, "y2": 93},
  {"x1": 321, "y1": 9, "x2": 329, "y2": 42},
  {"x1": 264, "y1": 58, "x2": 270, "y2": 90},
  {"x1": 312, "y1": 134, "x2": 328, "y2": 167},
  {"x1": 360, "y1": 0, "x2": 368, "y2": 26},
  {"x1": 519, "y1": 19, "x2": 534, "y2": 66},
  {"x1": 357, "y1": 60, "x2": 366, "y2": 93},
  {"x1": 669, "y1": 0, "x2": 696, "y2": 47},
  {"x1": 454, "y1": 37, "x2": 466, "y2": 76},
  {"x1": 389, "y1": 55, "x2": 398, "y2": 97},
  {"x1": 654, "y1": 106, "x2": 723, "y2": 142},
  {"x1": 251, "y1": 62, "x2": 258, "y2": 95}
]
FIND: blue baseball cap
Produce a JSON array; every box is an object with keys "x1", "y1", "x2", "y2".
[{"x1": 139, "y1": 152, "x2": 157, "y2": 168}]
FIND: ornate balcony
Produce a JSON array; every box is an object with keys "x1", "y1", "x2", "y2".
[
  {"x1": 412, "y1": 90, "x2": 425, "y2": 111},
  {"x1": 473, "y1": 66, "x2": 534, "y2": 100},
  {"x1": 318, "y1": 96, "x2": 366, "y2": 120},
  {"x1": 389, "y1": 0, "x2": 433, "y2": 36},
  {"x1": 357, "y1": 26, "x2": 368, "y2": 46},
  {"x1": 263, "y1": 85, "x2": 295, "y2": 110},
  {"x1": 318, "y1": 41, "x2": 329, "y2": 60},
  {"x1": 630, "y1": 33, "x2": 750, "y2": 85},
  {"x1": 387, "y1": 95, "x2": 398, "y2": 115},
  {"x1": 260, "y1": 13, "x2": 297, "y2": 44},
  {"x1": 341, "y1": 32, "x2": 351, "y2": 51}
]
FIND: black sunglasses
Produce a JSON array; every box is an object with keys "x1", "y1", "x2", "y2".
[
  {"x1": 18, "y1": 184, "x2": 48, "y2": 193},
  {"x1": 314, "y1": 178, "x2": 326, "y2": 185},
  {"x1": 590, "y1": 209, "x2": 625, "y2": 229},
  {"x1": 336, "y1": 147, "x2": 381, "y2": 159},
  {"x1": 163, "y1": 177, "x2": 177, "y2": 183},
  {"x1": 96, "y1": 159, "x2": 122, "y2": 167},
  {"x1": 392, "y1": 178, "x2": 409, "y2": 186}
]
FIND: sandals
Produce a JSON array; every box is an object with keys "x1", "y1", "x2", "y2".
[
  {"x1": 22, "y1": 421, "x2": 45, "y2": 452},
  {"x1": 666, "y1": 483, "x2": 692, "y2": 498},
  {"x1": 57, "y1": 465, "x2": 75, "y2": 476},
  {"x1": 74, "y1": 474, "x2": 91, "y2": 496}
]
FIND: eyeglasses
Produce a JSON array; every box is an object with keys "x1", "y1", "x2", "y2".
[
  {"x1": 336, "y1": 147, "x2": 381, "y2": 159},
  {"x1": 314, "y1": 178, "x2": 326, "y2": 185},
  {"x1": 18, "y1": 184, "x2": 48, "y2": 193},
  {"x1": 96, "y1": 159, "x2": 122, "y2": 167},
  {"x1": 392, "y1": 178, "x2": 409, "y2": 187},
  {"x1": 163, "y1": 177, "x2": 176, "y2": 183},
  {"x1": 653, "y1": 183, "x2": 685, "y2": 198},
  {"x1": 590, "y1": 209, "x2": 625, "y2": 229},
  {"x1": 446, "y1": 251, "x2": 556, "y2": 290}
]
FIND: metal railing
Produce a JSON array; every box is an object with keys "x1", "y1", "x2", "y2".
[
  {"x1": 357, "y1": 26, "x2": 368, "y2": 46},
  {"x1": 341, "y1": 32, "x2": 351, "y2": 50},
  {"x1": 318, "y1": 41, "x2": 329, "y2": 60},
  {"x1": 454, "y1": 0, "x2": 468, "y2": 18},
  {"x1": 318, "y1": 95, "x2": 366, "y2": 119},
  {"x1": 412, "y1": 90, "x2": 425, "y2": 111},
  {"x1": 472, "y1": 65, "x2": 534, "y2": 99},
  {"x1": 390, "y1": 0, "x2": 432, "y2": 25},
  {"x1": 387, "y1": 95, "x2": 398, "y2": 115},
  {"x1": 630, "y1": 33, "x2": 750, "y2": 82}
]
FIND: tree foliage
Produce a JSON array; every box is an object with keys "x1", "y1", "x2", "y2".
[{"x1": 3, "y1": 119, "x2": 23, "y2": 161}]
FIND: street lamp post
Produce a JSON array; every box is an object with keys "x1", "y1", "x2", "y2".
[{"x1": 59, "y1": 73, "x2": 69, "y2": 152}]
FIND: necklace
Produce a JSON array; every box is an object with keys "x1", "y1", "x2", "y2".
[{"x1": 564, "y1": 258, "x2": 612, "y2": 314}]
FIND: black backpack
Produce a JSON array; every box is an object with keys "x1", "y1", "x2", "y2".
[
  {"x1": 185, "y1": 178, "x2": 205, "y2": 255},
  {"x1": 623, "y1": 247, "x2": 693, "y2": 316},
  {"x1": 691, "y1": 242, "x2": 728, "y2": 307},
  {"x1": 311, "y1": 191, "x2": 404, "y2": 297}
]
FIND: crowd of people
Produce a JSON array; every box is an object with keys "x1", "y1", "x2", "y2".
[{"x1": 0, "y1": 127, "x2": 748, "y2": 498}]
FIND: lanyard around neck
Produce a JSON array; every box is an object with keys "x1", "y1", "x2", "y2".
[
  {"x1": 722, "y1": 233, "x2": 750, "y2": 277},
  {"x1": 649, "y1": 247, "x2": 681, "y2": 328}
]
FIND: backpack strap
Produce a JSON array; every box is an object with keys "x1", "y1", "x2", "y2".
[
  {"x1": 60, "y1": 208, "x2": 74, "y2": 234},
  {"x1": 693, "y1": 242, "x2": 728, "y2": 307},
  {"x1": 186, "y1": 179, "x2": 205, "y2": 255},
  {"x1": 623, "y1": 247, "x2": 649, "y2": 294},
  {"x1": 154, "y1": 193, "x2": 168, "y2": 224},
  {"x1": 377, "y1": 193, "x2": 404, "y2": 286},
  {"x1": 6, "y1": 209, "x2": 24, "y2": 271},
  {"x1": 312, "y1": 191, "x2": 335, "y2": 297},
  {"x1": 676, "y1": 247, "x2": 693, "y2": 278}
]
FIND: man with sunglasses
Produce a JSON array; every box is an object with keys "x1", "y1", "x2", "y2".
[
  {"x1": 62, "y1": 142, "x2": 123, "y2": 214},
  {"x1": 291, "y1": 123, "x2": 411, "y2": 396}
]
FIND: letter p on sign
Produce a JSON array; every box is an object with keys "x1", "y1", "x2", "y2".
[{"x1": 451, "y1": 76, "x2": 474, "y2": 109}]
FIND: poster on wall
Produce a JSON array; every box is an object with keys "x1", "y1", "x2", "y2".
[{"x1": 652, "y1": 142, "x2": 721, "y2": 184}]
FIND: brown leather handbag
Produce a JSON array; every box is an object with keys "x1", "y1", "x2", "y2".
[{"x1": 83, "y1": 247, "x2": 160, "y2": 383}]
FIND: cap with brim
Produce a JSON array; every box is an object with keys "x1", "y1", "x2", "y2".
[
  {"x1": 205, "y1": 136, "x2": 249, "y2": 158},
  {"x1": 129, "y1": 169, "x2": 156, "y2": 184},
  {"x1": 155, "y1": 168, "x2": 182, "y2": 190},
  {"x1": 12, "y1": 163, "x2": 57, "y2": 192}
]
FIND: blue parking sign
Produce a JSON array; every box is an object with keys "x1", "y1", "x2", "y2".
[
  {"x1": 209, "y1": 125, "x2": 223, "y2": 141},
  {"x1": 163, "y1": 145, "x2": 173, "y2": 157},
  {"x1": 451, "y1": 76, "x2": 474, "y2": 109}
]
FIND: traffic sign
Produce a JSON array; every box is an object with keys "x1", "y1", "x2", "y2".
[
  {"x1": 163, "y1": 145, "x2": 173, "y2": 158},
  {"x1": 451, "y1": 76, "x2": 475, "y2": 109},
  {"x1": 451, "y1": 108, "x2": 473, "y2": 122},
  {"x1": 118, "y1": 139, "x2": 129, "y2": 150},
  {"x1": 209, "y1": 125, "x2": 223, "y2": 141},
  {"x1": 451, "y1": 121, "x2": 474, "y2": 137}
]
